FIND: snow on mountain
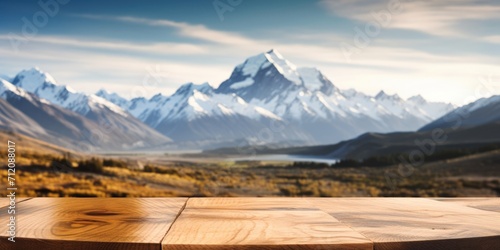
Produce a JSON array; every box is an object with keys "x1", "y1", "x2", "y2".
[
  {"x1": 215, "y1": 49, "x2": 456, "y2": 143},
  {"x1": 0, "y1": 78, "x2": 120, "y2": 149},
  {"x1": 220, "y1": 50, "x2": 367, "y2": 121},
  {"x1": 220, "y1": 50, "x2": 438, "y2": 126},
  {"x1": 7, "y1": 68, "x2": 173, "y2": 150},
  {"x1": 95, "y1": 49, "x2": 455, "y2": 146},
  {"x1": 95, "y1": 89, "x2": 130, "y2": 110},
  {"x1": 460, "y1": 95, "x2": 500, "y2": 113},
  {"x1": 373, "y1": 91, "x2": 411, "y2": 118},
  {"x1": 217, "y1": 50, "x2": 305, "y2": 103},
  {"x1": 420, "y1": 95, "x2": 500, "y2": 131},
  {"x1": 231, "y1": 49, "x2": 301, "y2": 89},
  {"x1": 0, "y1": 79, "x2": 48, "y2": 137},
  {"x1": 297, "y1": 67, "x2": 334, "y2": 93},
  {"x1": 230, "y1": 78, "x2": 254, "y2": 90},
  {"x1": 101, "y1": 82, "x2": 281, "y2": 125},
  {"x1": 172, "y1": 82, "x2": 281, "y2": 121},
  {"x1": 406, "y1": 94, "x2": 456, "y2": 120},
  {"x1": 0, "y1": 78, "x2": 29, "y2": 99},
  {"x1": 96, "y1": 81, "x2": 304, "y2": 143},
  {"x1": 12, "y1": 67, "x2": 128, "y2": 117},
  {"x1": 262, "y1": 49, "x2": 302, "y2": 85}
]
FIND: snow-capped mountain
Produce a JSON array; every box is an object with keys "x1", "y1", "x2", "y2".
[
  {"x1": 215, "y1": 49, "x2": 455, "y2": 143},
  {"x1": 218, "y1": 50, "x2": 454, "y2": 122},
  {"x1": 12, "y1": 68, "x2": 127, "y2": 117},
  {"x1": 2, "y1": 49, "x2": 456, "y2": 150},
  {"x1": 0, "y1": 79, "x2": 48, "y2": 138},
  {"x1": 98, "y1": 82, "x2": 307, "y2": 143},
  {"x1": 138, "y1": 82, "x2": 282, "y2": 124},
  {"x1": 98, "y1": 49, "x2": 455, "y2": 146},
  {"x1": 420, "y1": 95, "x2": 500, "y2": 131},
  {"x1": 95, "y1": 89, "x2": 130, "y2": 111},
  {"x1": 3, "y1": 69, "x2": 172, "y2": 151},
  {"x1": 406, "y1": 94, "x2": 456, "y2": 121},
  {"x1": 217, "y1": 50, "x2": 453, "y2": 121},
  {"x1": 0, "y1": 78, "x2": 118, "y2": 149}
]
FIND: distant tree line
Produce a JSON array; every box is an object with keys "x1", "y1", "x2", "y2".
[
  {"x1": 51, "y1": 157, "x2": 128, "y2": 174},
  {"x1": 333, "y1": 143, "x2": 500, "y2": 168},
  {"x1": 288, "y1": 143, "x2": 500, "y2": 168}
]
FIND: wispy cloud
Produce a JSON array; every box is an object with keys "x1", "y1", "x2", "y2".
[
  {"x1": 75, "y1": 14, "x2": 256, "y2": 46},
  {"x1": 319, "y1": 0, "x2": 500, "y2": 37},
  {"x1": 0, "y1": 35, "x2": 208, "y2": 55},
  {"x1": 483, "y1": 35, "x2": 500, "y2": 44},
  {"x1": 3, "y1": 10, "x2": 499, "y2": 104},
  {"x1": 0, "y1": 44, "x2": 230, "y2": 99}
]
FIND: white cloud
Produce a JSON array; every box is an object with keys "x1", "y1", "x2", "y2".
[
  {"x1": 483, "y1": 35, "x2": 500, "y2": 44},
  {"x1": 0, "y1": 45, "x2": 229, "y2": 99},
  {"x1": 2, "y1": 13, "x2": 499, "y2": 104},
  {"x1": 319, "y1": 0, "x2": 500, "y2": 37},
  {"x1": 0, "y1": 35, "x2": 208, "y2": 55},
  {"x1": 75, "y1": 14, "x2": 257, "y2": 46}
]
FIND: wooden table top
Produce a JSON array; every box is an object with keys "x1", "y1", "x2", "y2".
[{"x1": 0, "y1": 198, "x2": 499, "y2": 250}]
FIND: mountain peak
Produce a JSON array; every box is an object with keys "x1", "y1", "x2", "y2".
[
  {"x1": 267, "y1": 48, "x2": 277, "y2": 53},
  {"x1": 266, "y1": 48, "x2": 284, "y2": 59},
  {"x1": 217, "y1": 49, "x2": 339, "y2": 102},
  {"x1": 375, "y1": 90, "x2": 401, "y2": 101},
  {"x1": 408, "y1": 94, "x2": 426, "y2": 103},
  {"x1": 96, "y1": 88, "x2": 108, "y2": 96},
  {"x1": 95, "y1": 89, "x2": 124, "y2": 100},
  {"x1": 149, "y1": 93, "x2": 168, "y2": 103},
  {"x1": 12, "y1": 67, "x2": 58, "y2": 91},
  {"x1": 175, "y1": 82, "x2": 213, "y2": 96},
  {"x1": 95, "y1": 89, "x2": 115, "y2": 99},
  {"x1": 375, "y1": 90, "x2": 387, "y2": 99},
  {"x1": 10, "y1": 68, "x2": 128, "y2": 117},
  {"x1": 95, "y1": 89, "x2": 130, "y2": 110},
  {"x1": 197, "y1": 82, "x2": 212, "y2": 89},
  {"x1": 234, "y1": 50, "x2": 301, "y2": 84}
]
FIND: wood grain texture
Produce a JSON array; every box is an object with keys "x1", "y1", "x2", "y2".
[
  {"x1": 0, "y1": 198, "x2": 187, "y2": 250},
  {"x1": 162, "y1": 198, "x2": 373, "y2": 250},
  {"x1": 432, "y1": 198, "x2": 500, "y2": 213},
  {"x1": 311, "y1": 198, "x2": 500, "y2": 250},
  {"x1": 1, "y1": 198, "x2": 499, "y2": 249}
]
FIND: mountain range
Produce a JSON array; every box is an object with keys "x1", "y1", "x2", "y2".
[
  {"x1": 248, "y1": 94, "x2": 500, "y2": 160},
  {"x1": 1, "y1": 49, "x2": 463, "y2": 151},
  {"x1": 0, "y1": 69, "x2": 171, "y2": 151},
  {"x1": 97, "y1": 49, "x2": 455, "y2": 147}
]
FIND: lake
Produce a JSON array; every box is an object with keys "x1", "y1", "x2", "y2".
[{"x1": 228, "y1": 154, "x2": 338, "y2": 164}]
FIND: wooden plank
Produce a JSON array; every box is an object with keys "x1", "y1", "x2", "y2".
[
  {"x1": 162, "y1": 198, "x2": 373, "y2": 250},
  {"x1": 184, "y1": 197, "x2": 319, "y2": 210},
  {"x1": 432, "y1": 198, "x2": 500, "y2": 213},
  {"x1": 1, "y1": 198, "x2": 499, "y2": 249},
  {"x1": 0, "y1": 198, "x2": 187, "y2": 250},
  {"x1": 0, "y1": 198, "x2": 29, "y2": 208},
  {"x1": 311, "y1": 198, "x2": 500, "y2": 250}
]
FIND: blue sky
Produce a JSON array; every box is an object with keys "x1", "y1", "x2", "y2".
[{"x1": 1, "y1": 0, "x2": 500, "y2": 104}]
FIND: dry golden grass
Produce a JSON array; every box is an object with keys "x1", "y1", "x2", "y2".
[
  {"x1": 1, "y1": 151, "x2": 498, "y2": 198},
  {"x1": 1, "y1": 131, "x2": 498, "y2": 198}
]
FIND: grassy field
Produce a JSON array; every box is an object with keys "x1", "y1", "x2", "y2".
[{"x1": 2, "y1": 146, "x2": 499, "y2": 198}]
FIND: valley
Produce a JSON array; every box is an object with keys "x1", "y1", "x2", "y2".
[
  {"x1": 2, "y1": 131, "x2": 498, "y2": 198},
  {"x1": 0, "y1": 50, "x2": 455, "y2": 151},
  {"x1": 1, "y1": 50, "x2": 499, "y2": 199}
]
